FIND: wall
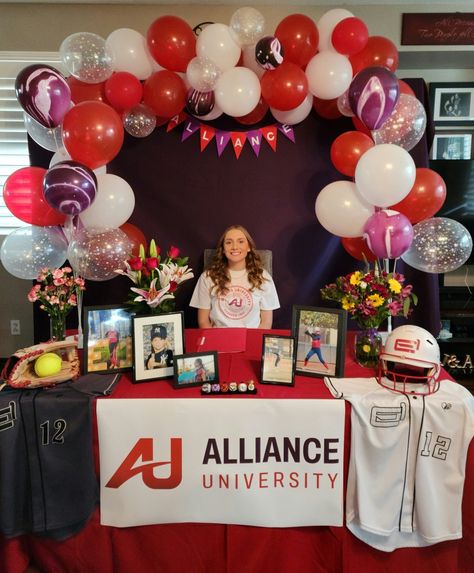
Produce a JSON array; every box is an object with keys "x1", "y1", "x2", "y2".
[{"x1": 0, "y1": 3, "x2": 473, "y2": 355}]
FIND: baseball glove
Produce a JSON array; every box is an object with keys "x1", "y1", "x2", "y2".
[{"x1": 1, "y1": 340, "x2": 80, "y2": 389}]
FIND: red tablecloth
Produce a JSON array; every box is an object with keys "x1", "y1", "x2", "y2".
[{"x1": 1, "y1": 329, "x2": 473, "y2": 573}]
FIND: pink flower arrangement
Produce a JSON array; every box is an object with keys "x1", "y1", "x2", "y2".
[
  {"x1": 321, "y1": 267, "x2": 417, "y2": 328},
  {"x1": 115, "y1": 239, "x2": 193, "y2": 315}
]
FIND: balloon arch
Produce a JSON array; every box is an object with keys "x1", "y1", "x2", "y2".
[{"x1": 1, "y1": 6, "x2": 472, "y2": 281}]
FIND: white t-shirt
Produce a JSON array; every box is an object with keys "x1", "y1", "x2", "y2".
[
  {"x1": 189, "y1": 268, "x2": 280, "y2": 328},
  {"x1": 324, "y1": 376, "x2": 474, "y2": 552}
]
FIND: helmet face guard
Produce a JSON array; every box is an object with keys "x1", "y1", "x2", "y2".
[{"x1": 377, "y1": 325, "x2": 441, "y2": 396}]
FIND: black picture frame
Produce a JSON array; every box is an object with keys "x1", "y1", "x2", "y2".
[
  {"x1": 173, "y1": 351, "x2": 219, "y2": 388},
  {"x1": 132, "y1": 311, "x2": 185, "y2": 383},
  {"x1": 430, "y1": 130, "x2": 474, "y2": 160},
  {"x1": 83, "y1": 305, "x2": 134, "y2": 374},
  {"x1": 260, "y1": 334, "x2": 296, "y2": 386},
  {"x1": 291, "y1": 306, "x2": 347, "y2": 378},
  {"x1": 429, "y1": 82, "x2": 474, "y2": 126}
]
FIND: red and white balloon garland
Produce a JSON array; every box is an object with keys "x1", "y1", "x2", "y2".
[{"x1": 1, "y1": 6, "x2": 472, "y2": 281}]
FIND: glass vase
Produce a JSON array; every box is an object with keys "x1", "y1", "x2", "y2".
[
  {"x1": 354, "y1": 327, "x2": 383, "y2": 369},
  {"x1": 49, "y1": 314, "x2": 66, "y2": 341}
]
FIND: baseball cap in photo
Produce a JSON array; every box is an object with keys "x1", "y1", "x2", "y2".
[{"x1": 151, "y1": 325, "x2": 167, "y2": 340}]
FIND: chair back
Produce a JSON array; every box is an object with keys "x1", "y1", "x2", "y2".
[{"x1": 203, "y1": 249, "x2": 273, "y2": 275}]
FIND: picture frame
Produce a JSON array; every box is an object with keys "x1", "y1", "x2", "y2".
[
  {"x1": 173, "y1": 351, "x2": 219, "y2": 389},
  {"x1": 83, "y1": 305, "x2": 134, "y2": 374},
  {"x1": 430, "y1": 130, "x2": 474, "y2": 160},
  {"x1": 260, "y1": 334, "x2": 296, "y2": 386},
  {"x1": 132, "y1": 312, "x2": 185, "y2": 383},
  {"x1": 291, "y1": 306, "x2": 347, "y2": 378},
  {"x1": 429, "y1": 83, "x2": 474, "y2": 126}
]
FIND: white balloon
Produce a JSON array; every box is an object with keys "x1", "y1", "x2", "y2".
[
  {"x1": 24, "y1": 113, "x2": 63, "y2": 152},
  {"x1": 270, "y1": 94, "x2": 313, "y2": 125},
  {"x1": 315, "y1": 180, "x2": 375, "y2": 238},
  {"x1": 196, "y1": 23, "x2": 241, "y2": 72},
  {"x1": 106, "y1": 28, "x2": 153, "y2": 80},
  {"x1": 242, "y1": 44, "x2": 265, "y2": 79},
  {"x1": 355, "y1": 143, "x2": 416, "y2": 207},
  {"x1": 214, "y1": 67, "x2": 261, "y2": 117},
  {"x1": 305, "y1": 52, "x2": 353, "y2": 100},
  {"x1": 317, "y1": 8, "x2": 354, "y2": 51},
  {"x1": 79, "y1": 173, "x2": 135, "y2": 230}
]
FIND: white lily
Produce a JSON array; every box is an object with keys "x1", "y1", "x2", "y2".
[
  {"x1": 114, "y1": 261, "x2": 139, "y2": 284},
  {"x1": 130, "y1": 278, "x2": 175, "y2": 308}
]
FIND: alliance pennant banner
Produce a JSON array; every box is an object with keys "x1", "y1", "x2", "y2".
[
  {"x1": 98, "y1": 398, "x2": 344, "y2": 528},
  {"x1": 166, "y1": 114, "x2": 295, "y2": 158}
]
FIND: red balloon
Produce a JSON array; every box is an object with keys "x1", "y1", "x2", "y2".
[
  {"x1": 261, "y1": 63, "x2": 308, "y2": 111},
  {"x1": 398, "y1": 79, "x2": 416, "y2": 98},
  {"x1": 331, "y1": 17, "x2": 369, "y2": 56},
  {"x1": 275, "y1": 14, "x2": 319, "y2": 68},
  {"x1": 330, "y1": 131, "x2": 374, "y2": 177},
  {"x1": 147, "y1": 16, "x2": 196, "y2": 73},
  {"x1": 341, "y1": 236, "x2": 377, "y2": 262},
  {"x1": 3, "y1": 167, "x2": 65, "y2": 226},
  {"x1": 62, "y1": 101, "x2": 124, "y2": 170},
  {"x1": 312, "y1": 97, "x2": 341, "y2": 120},
  {"x1": 351, "y1": 116, "x2": 372, "y2": 137},
  {"x1": 390, "y1": 168, "x2": 447, "y2": 224},
  {"x1": 143, "y1": 71, "x2": 187, "y2": 118},
  {"x1": 235, "y1": 98, "x2": 269, "y2": 125},
  {"x1": 67, "y1": 77, "x2": 106, "y2": 104},
  {"x1": 105, "y1": 72, "x2": 143, "y2": 111},
  {"x1": 120, "y1": 222, "x2": 147, "y2": 256},
  {"x1": 349, "y1": 36, "x2": 399, "y2": 74}
]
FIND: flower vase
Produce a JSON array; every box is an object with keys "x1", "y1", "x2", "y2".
[
  {"x1": 354, "y1": 327, "x2": 383, "y2": 369},
  {"x1": 49, "y1": 314, "x2": 66, "y2": 341}
]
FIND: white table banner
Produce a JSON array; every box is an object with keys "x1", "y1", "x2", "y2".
[{"x1": 97, "y1": 398, "x2": 345, "y2": 528}]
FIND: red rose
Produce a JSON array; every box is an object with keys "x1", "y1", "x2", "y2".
[
  {"x1": 146, "y1": 257, "x2": 159, "y2": 270},
  {"x1": 128, "y1": 256, "x2": 143, "y2": 271},
  {"x1": 168, "y1": 246, "x2": 180, "y2": 259},
  {"x1": 169, "y1": 281, "x2": 178, "y2": 293}
]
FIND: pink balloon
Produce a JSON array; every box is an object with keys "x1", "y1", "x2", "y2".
[{"x1": 363, "y1": 209, "x2": 413, "y2": 259}]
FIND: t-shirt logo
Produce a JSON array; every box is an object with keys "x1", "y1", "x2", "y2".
[{"x1": 218, "y1": 285, "x2": 253, "y2": 320}]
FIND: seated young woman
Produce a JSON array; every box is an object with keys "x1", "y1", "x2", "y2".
[{"x1": 190, "y1": 225, "x2": 280, "y2": 329}]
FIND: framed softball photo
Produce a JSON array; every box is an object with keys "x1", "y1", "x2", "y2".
[
  {"x1": 260, "y1": 334, "x2": 296, "y2": 386},
  {"x1": 83, "y1": 305, "x2": 134, "y2": 374},
  {"x1": 429, "y1": 82, "x2": 474, "y2": 126},
  {"x1": 292, "y1": 306, "x2": 347, "y2": 378},
  {"x1": 132, "y1": 312, "x2": 185, "y2": 383},
  {"x1": 173, "y1": 351, "x2": 219, "y2": 389}
]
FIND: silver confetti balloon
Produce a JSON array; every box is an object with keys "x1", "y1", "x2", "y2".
[
  {"x1": 401, "y1": 217, "x2": 473, "y2": 273},
  {"x1": 60, "y1": 32, "x2": 114, "y2": 83},
  {"x1": 230, "y1": 7, "x2": 265, "y2": 46},
  {"x1": 186, "y1": 56, "x2": 221, "y2": 92},
  {"x1": 123, "y1": 104, "x2": 157, "y2": 138}
]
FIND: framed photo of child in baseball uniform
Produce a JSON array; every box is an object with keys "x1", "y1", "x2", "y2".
[
  {"x1": 132, "y1": 312, "x2": 185, "y2": 383},
  {"x1": 292, "y1": 306, "x2": 347, "y2": 379},
  {"x1": 260, "y1": 334, "x2": 296, "y2": 386},
  {"x1": 83, "y1": 305, "x2": 134, "y2": 374},
  {"x1": 172, "y1": 351, "x2": 219, "y2": 389}
]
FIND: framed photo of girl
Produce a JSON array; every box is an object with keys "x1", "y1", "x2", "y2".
[
  {"x1": 260, "y1": 334, "x2": 296, "y2": 386},
  {"x1": 292, "y1": 306, "x2": 347, "y2": 378},
  {"x1": 83, "y1": 305, "x2": 134, "y2": 374},
  {"x1": 429, "y1": 82, "x2": 474, "y2": 126},
  {"x1": 173, "y1": 351, "x2": 219, "y2": 389},
  {"x1": 132, "y1": 312, "x2": 185, "y2": 383}
]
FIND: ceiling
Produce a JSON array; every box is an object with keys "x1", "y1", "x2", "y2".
[{"x1": 2, "y1": 0, "x2": 474, "y2": 4}]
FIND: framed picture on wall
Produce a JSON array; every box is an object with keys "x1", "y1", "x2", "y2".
[
  {"x1": 291, "y1": 306, "x2": 347, "y2": 379},
  {"x1": 260, "y1": 334, "x2": 296, "y2": 386},
  {"x1": 172, "y1": 351, "x2": 219, "y2": 388},
  {"x1": 430, "y1": 130, "x2": 474, "y2": 160},
  {"x1": 429, "y1": 83, "x2": 474, "y2": 125},
  {"x1": 133, "y1": 312, "x2": 185, "y2": 383},
  {"x1": 83, "y1": 305, "x2": 134, "y2": 374}
]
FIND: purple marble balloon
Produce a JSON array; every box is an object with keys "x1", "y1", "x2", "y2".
[
  {"x1": 363, "y1": 209, "x2": 413, "y2": 259},
  {"x1": 15, "y1": 64, "x2": 71, "y2": 128},
  {"x1": 255, "y1": 36, "x2": 284, "y2": 70},
  {"x1": 43, "y1": 160, "x2": 97, "y2": 216},
  {"x1": 348, "y1": 67, "x2": 399, "y2": 131},
  {"x1": 185, "y1": 89, "x2": 215, "y2": 117}
]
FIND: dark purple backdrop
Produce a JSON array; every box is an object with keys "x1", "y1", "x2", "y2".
[{"x1": 32, "y1": 78, "x2": 439, "y2": 341}]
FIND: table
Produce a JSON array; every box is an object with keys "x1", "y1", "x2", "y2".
[{"x1": 1, "y1": 329, "x2": 473, "y2": 573}]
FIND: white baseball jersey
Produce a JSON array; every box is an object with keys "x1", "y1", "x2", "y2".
[{"x1": 324, "y1": 376, "x2": 474, "y2": 552}]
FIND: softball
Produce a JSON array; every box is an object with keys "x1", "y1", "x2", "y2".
[{"x1": 34, "y1": 352, "x2": 62, "y2": 377}]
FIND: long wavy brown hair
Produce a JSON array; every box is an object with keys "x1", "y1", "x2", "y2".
[{"x1": 207, "y1": 225, "x2": 266, "y2": 296}]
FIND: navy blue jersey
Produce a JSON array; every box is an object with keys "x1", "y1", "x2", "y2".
[{"x1": 0, "y1": 373, "x2": 120, "y2": 539}]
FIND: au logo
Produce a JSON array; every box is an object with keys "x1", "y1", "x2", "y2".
[{"x1": 106, "y1": 438, "x2": 182, "y2": 489}]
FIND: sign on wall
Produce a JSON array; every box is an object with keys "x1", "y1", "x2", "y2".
[
  {"x1": 97, "y1": 398, "x2": 345, "y2": 528},
  {"x1": 402, "y1": 13, "x2": 474, "y2": 45}
]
